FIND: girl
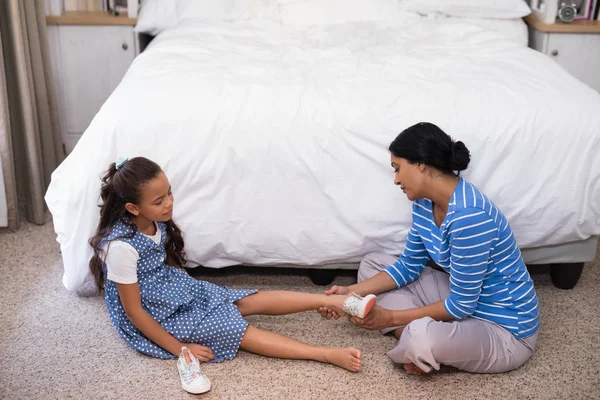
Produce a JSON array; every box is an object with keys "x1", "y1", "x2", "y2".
[
  {"x1": 89, "y1": 157, "x2": 376, "y2": 393},
  {"x1": 320, "y1": 122, "x2": 539, "y2": 375}
]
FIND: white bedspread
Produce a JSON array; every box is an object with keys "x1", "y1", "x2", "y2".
[{"x1": 45, "y1": 18, "x2": 600, "y2": 291}]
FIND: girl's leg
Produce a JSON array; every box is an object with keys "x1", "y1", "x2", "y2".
[
  {"x1": 239, "y1": 325, "x2": 361, "y2": 372},
  {"x1": 235, "y1": 291, "x2": 350, "y2": 317}
]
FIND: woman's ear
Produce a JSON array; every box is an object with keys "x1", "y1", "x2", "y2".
[
  {"x1": 418, "y1": 163, "x2": 427, "y2": 173},
  {"x1": 125, "y1": 202, "x2": 140, "y2": 216}
]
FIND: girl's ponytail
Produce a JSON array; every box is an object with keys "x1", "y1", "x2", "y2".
[{"x1": 89, "y1": 157, "x2": 161, "y2": 291}]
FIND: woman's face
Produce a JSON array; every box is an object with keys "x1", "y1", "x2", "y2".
[{"x1": 391, "y1": 155, "x2": 425, "y2": 201}]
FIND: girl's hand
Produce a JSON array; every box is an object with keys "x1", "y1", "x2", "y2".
[
  {"x1": 324, "y1": 285, "x2": 349, "y2": 296},
  {"x1": 183, "y1": 343, "x2": 215, "y2": 362}
]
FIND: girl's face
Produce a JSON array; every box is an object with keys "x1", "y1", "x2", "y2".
[
  {"x1": 126, "y1": 172, "x2": 174, "y2": 222},
  {"x1": 391, "y1": 155, "x2": 426, "y2": 201}
]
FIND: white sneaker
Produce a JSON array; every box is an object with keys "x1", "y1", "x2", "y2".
[
  {"x1": 342, "y1": 293, "x2": 377, "y2": 318},
  {"x1": 177, "y1": 347, "x2": 212, "y2": 394}
]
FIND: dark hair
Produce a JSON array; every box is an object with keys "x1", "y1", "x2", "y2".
[
  {"x1": 88, "y1": 157, "x2": 186, "y2": 291},
  {"x1": 388, "y1": 122, "x2": 470, "y2": 176}
]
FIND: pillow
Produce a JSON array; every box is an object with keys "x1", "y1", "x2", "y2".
[
  {"x1": 179, "y1": 0, "x2": 280, "y2": 23},
  {"x1": 399, "y1": 0, "x2": 531, "y2": 19},
  {"x1": 135, "y1": 0, "x2": 177, "y2": 36},
  {"x1": 135, "y1": 0, "x2": 280, "y2": 36},
  {"x1": 278, "y1": 0, "x2": 406, "y2": 26}
]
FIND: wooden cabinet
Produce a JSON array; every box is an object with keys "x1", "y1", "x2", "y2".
[
  {"x1": 526, "y1": 14, "x2": 600, "y2": 93},
  {"x1": 47, "y1": 14, "x2": 137, "y2": 153}
]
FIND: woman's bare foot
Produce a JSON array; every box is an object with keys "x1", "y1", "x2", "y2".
[
  {"x1": 323, "y1": 348, "x2": 362, "y2": 372},
  {"x1": 403, "y1": 363, "x2": 429, "y2": 376},
  {"x1": 393, "y1": 327, "x2": 404, "y2": 339}
]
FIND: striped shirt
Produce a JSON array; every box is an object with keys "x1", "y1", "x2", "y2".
[{"x1": 385, "y1": 177, "x2": 539, "y2": 339}]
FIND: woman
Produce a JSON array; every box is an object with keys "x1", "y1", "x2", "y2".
[{"x1": 320, "y1": 122, "x2": 539, "y2": 375}]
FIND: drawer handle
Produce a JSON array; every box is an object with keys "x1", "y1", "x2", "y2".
[
  {"x1": 551, "y1": 50, "x2": 558, "y2": 57},
  {"x1": 122, "y1": 43, "x2": 129, "y2": 50}
]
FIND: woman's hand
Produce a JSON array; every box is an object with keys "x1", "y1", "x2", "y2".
[
  {"x1": 318, "y1": 285, "x2": 350, "y2": 319},
  {"x1": 183, "y1": 343, "x2": 215, "y2": 362},
  {"x1": 318, "y1": 306, "x2": 342, "y2": 320},
  {"x1": 349, "y1": 304, "x2": 395, "y2": 331},
  {"x1": 324, "y1": 285, "x2": 349, "y2": 296}
]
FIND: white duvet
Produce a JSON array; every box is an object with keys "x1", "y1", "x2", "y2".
[{"x1": 46, "y1": 17, "x2": 600, "y2": 291}]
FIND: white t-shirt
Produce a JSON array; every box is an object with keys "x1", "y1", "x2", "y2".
[{"x1": 103, "y1": 223, "x2": 162, "y2": 284}]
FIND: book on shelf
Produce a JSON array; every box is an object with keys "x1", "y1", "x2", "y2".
[
  {"x1": 574, "y1": 0, "x2": 593, "y2": 20},
  {"x1": 63, "y1": 0, "x2": 104, "y2": 12},
  {"x1": 61, "y1": 0, "x2": 135, "y2": 15}
]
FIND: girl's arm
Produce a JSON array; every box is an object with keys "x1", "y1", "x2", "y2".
[{"x1": 116, "y1": 282, "x2": 214, "y2": 361}]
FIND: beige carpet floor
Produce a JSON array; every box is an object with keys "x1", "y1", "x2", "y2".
[{"x1": 1, "y1": 220, "x2": 599, "y2": 400}]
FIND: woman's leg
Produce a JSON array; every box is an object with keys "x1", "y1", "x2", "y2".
[
  {"x1": 239, "y1": 325, "x2": 362, "y2": 372},
  {"x1": 235, "y1": 291, "x2": 350, "y2": 317},
  {"x1": 387, "y1": 317, "x2": 538, "y2": 374}
]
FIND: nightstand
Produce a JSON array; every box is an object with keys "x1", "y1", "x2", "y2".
[
  {"x1": 525, "y1": 14, "x2": 600, "y2": 93},
  {"x1": 46, "y1": 12, "x2": 138, "y2": 153}
]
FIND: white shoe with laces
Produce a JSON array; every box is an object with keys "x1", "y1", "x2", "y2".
[
  {"x1": 342, "y1": 293, "x2": 377, "y2": 318},
  {"x1": 177, "y1": 347, "x2": 212, "y2": 394}
]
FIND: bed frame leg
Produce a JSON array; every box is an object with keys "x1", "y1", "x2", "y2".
[
  {"x1": 550, "y1": 262, "x2": 584, "y2": 290},
  {"x1": 309, "y1": 269, "x2": 336, "y2": 286}
]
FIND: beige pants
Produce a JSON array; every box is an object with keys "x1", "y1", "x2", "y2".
[{"x1": 359, "y1": 253, "x2": 538, "y2": 374}]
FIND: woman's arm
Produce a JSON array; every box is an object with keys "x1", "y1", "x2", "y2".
[
  {"x1": 351, "y1": 208, "x2": 497, "y2": 330},
  {"x1": 346, "y1": 271, "x2": 398, "y2": 296},
  {"x1": 116, "y1": 283, "x2": 214, "y2": 361},
  {"x1": 328, "y1": 224, "x2": 432, "y2": 297}
]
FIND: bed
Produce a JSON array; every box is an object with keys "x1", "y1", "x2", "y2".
[{"x1": 45, "y1": 0, "x2": 600, "y2": 292}]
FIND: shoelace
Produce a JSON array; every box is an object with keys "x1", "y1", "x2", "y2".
[{"x1": 343, "y1": 293, "x2": 365, "y2": 315}]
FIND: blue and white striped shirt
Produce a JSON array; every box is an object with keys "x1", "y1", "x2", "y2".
[{"x1": 385, "y1": 177, "x2": 539, "y2": 339}]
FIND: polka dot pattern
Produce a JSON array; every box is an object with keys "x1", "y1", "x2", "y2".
[{"x1": 101, "y1": 219, "x2": 257, "y2": 360}]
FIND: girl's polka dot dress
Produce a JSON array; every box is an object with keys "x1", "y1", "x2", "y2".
[{"x1": 101, "y1": 218, "x2": 257, "y2": 361}]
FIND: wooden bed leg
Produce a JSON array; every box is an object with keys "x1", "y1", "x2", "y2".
[
  {"x1": 309, "y1": 269, "x2": 336, "y2": 286},
  {"x1": 550, "y1": 262, "x2": 584, "y2": 290}
]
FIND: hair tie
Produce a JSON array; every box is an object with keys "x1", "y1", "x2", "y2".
[{"x1": 116, "y1": 158, "x2": 129, "y2": 170}]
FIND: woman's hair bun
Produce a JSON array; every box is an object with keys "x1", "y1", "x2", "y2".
[{"x1": 450, "y1": 141, "x2": 470, "y2": 172}]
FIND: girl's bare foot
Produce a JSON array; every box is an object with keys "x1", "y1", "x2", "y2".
[
  {"x1": 323, "y1": 347, "x2": 362, "y2": 372},
  {"x1": 403, "y1": 363, "x2": 429, "y2": 375},
  {"x1": 324, "y1": 295, "x2": 348, "y2": 317}
]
